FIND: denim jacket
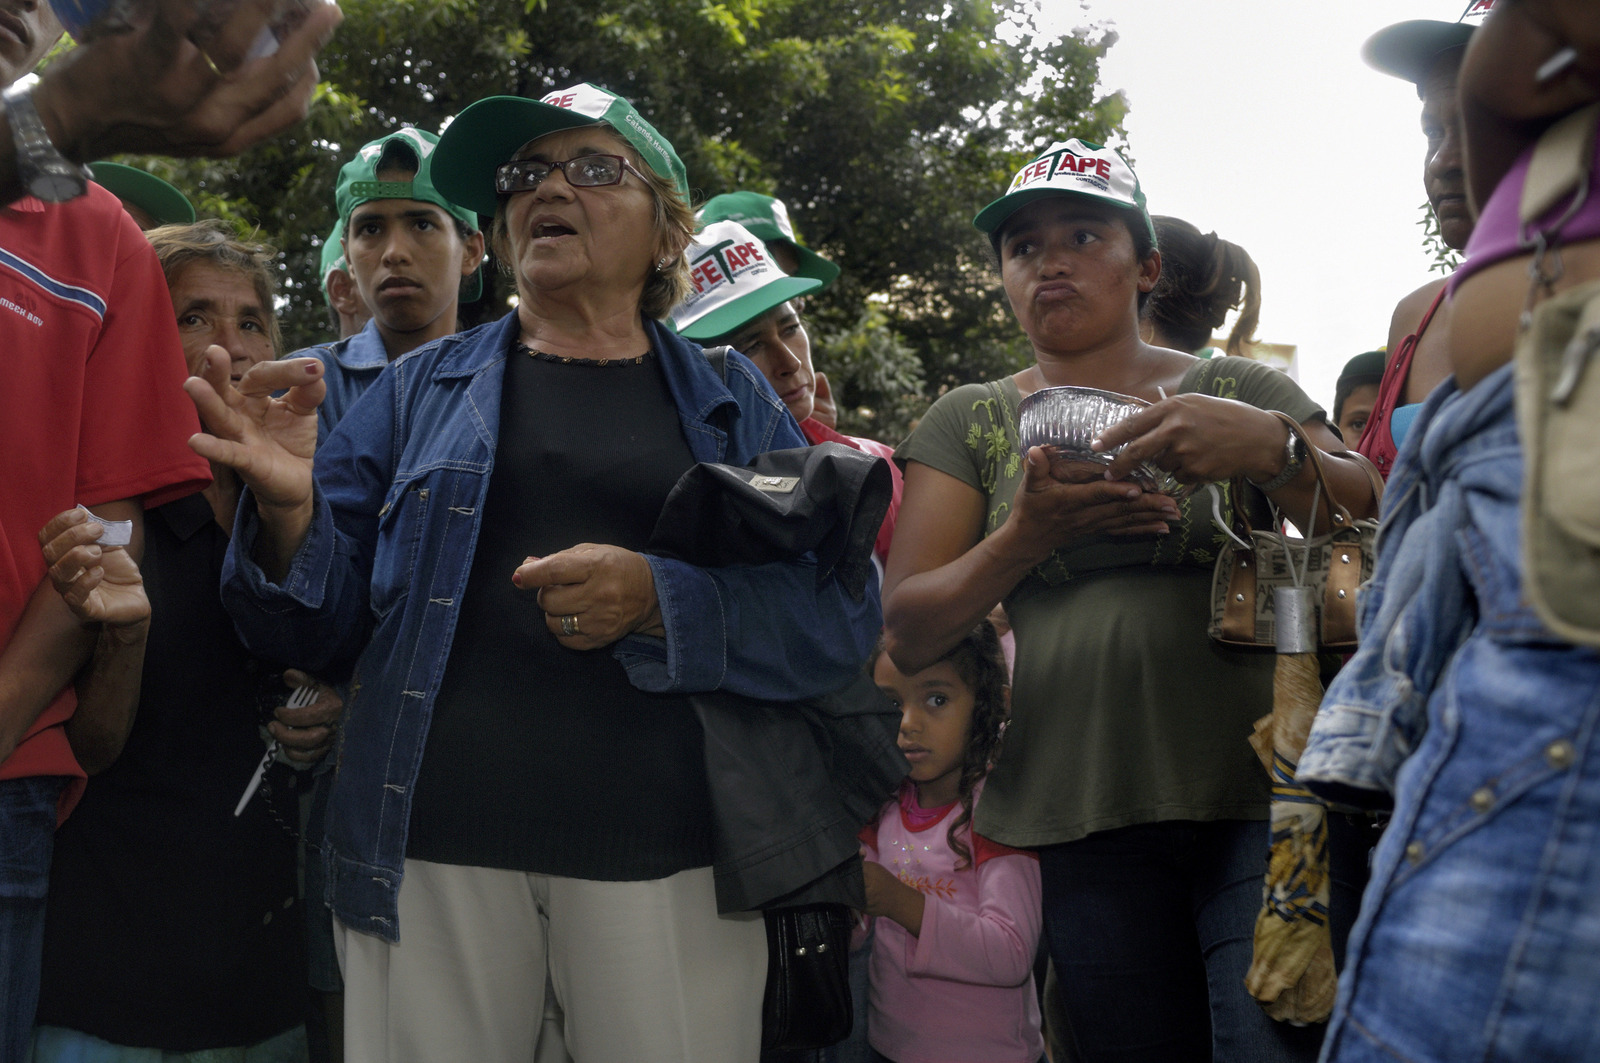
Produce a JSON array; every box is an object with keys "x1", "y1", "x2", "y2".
[
  {"x1": 1300, "y1": 364, "x2": 1530, "y2": 806},
  {"x1": 291, "y1": 318, "x2": 389, "y2": 444},
  {"x1": 220, "y1": 313, "x2": 882, "y2": 940}
]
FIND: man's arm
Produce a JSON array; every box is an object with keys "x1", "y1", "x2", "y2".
[
  {"x1": 0, "y1": 0, "x2": 339, "y2": 208},
  {"x1": 0, "y1": 500, "x2": 143, "y2": 766}
]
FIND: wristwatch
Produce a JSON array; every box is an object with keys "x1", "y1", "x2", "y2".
[
  {"x1": 1249, "y1": 424, "x2": 1307, "y2": 493},
  {"x1": 3, "y1": 83, "x2": 92, "y2": 203}
]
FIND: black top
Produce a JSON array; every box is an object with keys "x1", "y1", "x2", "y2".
[
  {"x1": 407, "y1": 347, "x2": 712, "y2": 879},
  {"x1": 35, "y1": 493, "x2": 306, "y2": 1051}
]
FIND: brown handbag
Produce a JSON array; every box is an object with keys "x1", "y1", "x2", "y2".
[{"x1": 1208, "y1": 412, "x2": 1383, "y2": 652}]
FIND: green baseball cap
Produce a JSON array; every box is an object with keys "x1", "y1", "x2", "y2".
[
  {"x1": 669, "y1": 220, "x2": 822, "y2": 341},
  {"x1": 89, "y1": 162, "x2": 196, "y2": 228},
  {"x1": 698, "y1": 192, "x2": 840, "y2": 289},
  {"x1": 318, "y1": 222, "x2": 347, "y2": 305},
  {"x1": 431, "y1": 83, "x2": 688, "y2": 219},
  {"x1": 975, "y1": 138, "x2": 1155, "y2": 246},
  {"x1": 335, "y1": 128, "x2": 482, "y2": 302}
]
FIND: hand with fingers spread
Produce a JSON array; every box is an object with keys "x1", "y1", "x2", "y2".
[
  {"x1": 1091, "y1": 393, "x2": 1290, "y2": 488},
  {"x1": 38, "y1": 507, "x2": 149, "y2": 628},
  {"x1": 513, "y1": 544, "x2": 664, "y2": 651},
  {"x1": 29, "y1": 0, "x2": 342, "y2": 169},
  {"x1": 1006, "y1": 445, "x2": 1181, "y2": 563},
  {"x1": 184, "y1": 346, "x2": 322, "y2": 554},
  {"x1": 269, "y1": 668, "x2": 341, "y2": 765}
]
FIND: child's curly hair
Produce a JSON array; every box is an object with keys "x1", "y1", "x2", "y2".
[{"x1": 874, "y1": 619, "x2": 1011, "y2": 869}]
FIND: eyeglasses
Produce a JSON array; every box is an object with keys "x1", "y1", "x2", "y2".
[{"x1": 493, "y1": 154, "x2": 646, "y2": 194}]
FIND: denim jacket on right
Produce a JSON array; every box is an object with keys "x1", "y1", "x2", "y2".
[{"x1": 1300, "y1": 364, "x2": 1529, "y2": 806}]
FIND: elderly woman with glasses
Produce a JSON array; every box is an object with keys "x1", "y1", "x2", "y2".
[{"x1": 185, "y1": 85, "x2": 879, "y2": 1063}]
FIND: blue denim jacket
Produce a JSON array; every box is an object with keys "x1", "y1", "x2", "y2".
[
  {"x1": 291, "y1": 319, "x2": 389, "y2": 444},
  {"x1": 1300, "y1": 364, "x2": 1533, "y2": 806},
  {"x1": 221, "y1": 313, "x2": 882, "y2": 940}
]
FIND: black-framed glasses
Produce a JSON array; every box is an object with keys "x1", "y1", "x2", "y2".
[{"x1": 493, "y1": 153, "x2": 645, "y2": 194}]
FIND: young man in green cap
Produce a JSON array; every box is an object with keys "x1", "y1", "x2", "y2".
[{"x1": 294, "y1": 128, "x2": 484, "y2": 439}]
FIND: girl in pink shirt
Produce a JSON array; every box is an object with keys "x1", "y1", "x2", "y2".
[{"x1": 861, "y1": 621, "x2": 1045, "y2": 1063}]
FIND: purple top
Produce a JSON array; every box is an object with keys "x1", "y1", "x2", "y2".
[{"x1": 1451, "y1": 109, "x2": 1600, "y2": 292}]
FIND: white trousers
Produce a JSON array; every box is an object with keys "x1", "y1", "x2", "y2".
[{"x1": 336, "y1": 859, "x2": 767, "y2": 1063}]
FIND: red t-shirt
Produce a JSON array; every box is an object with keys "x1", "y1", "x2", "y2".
[{"x1": 0, "y1": 186, "x2": 212, "y2": 818}]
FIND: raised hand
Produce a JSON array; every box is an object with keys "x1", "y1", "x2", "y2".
[
  {"x1": 185, "y1": 345, "x2": 322, "y2": 513},
  {"x1": 38, "y1": 508, "x2": 149, "y2": 628},
  {"x1": 33, "y1": 0, "x2": 342, "y2": 165}
]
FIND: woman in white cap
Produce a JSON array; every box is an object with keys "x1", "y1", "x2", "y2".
[
  {"x1": 880, "y1": 140, "x2": 1378, "y2": 1062},
  {"x1": 672, "y1": 218, "x2": 902, "y2": 574},
  {"x1": 185, "y1": 83, "x2": 879, "y2": 1063}
]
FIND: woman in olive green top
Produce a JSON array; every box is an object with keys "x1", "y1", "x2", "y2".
[{"x1": 882, "y1": 140, "x2": 1378, "y2": 1063}]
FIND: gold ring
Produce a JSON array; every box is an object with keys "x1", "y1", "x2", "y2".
[
  {"x1": 195, "y1": 44, "x2": 223, "y2": 76},
  {"x1": 560, "y1": 614, "x2": 580, "y2": 637}
]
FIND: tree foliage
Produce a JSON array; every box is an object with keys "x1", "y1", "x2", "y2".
[{"x1": 110, "y1": 0, "x2": 1126, "y2": 440}]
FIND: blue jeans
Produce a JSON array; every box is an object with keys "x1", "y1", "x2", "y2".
[
  {"x1": 1040, "y1": 818, "x2": 1361, "y2": 1063},
  {"x1": 0, "y1": 776, "x2": 65, "y2": 1063}
]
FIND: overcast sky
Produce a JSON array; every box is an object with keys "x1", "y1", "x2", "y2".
[{"x1": 1051, "y1": 0, "x2": 1466, "y2": 410}]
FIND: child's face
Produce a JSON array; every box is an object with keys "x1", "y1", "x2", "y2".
[{"x1": 874, "y1": 655, "x2": 976, "y2": 808}]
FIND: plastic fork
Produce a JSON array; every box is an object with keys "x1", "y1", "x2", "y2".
[{"x1": 234, "y1": 683, "x2": 318, "y2": 817}]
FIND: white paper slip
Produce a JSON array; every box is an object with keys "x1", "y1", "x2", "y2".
[{"x1": 76, "y1": 505, "x2": 132, "y2": 547}]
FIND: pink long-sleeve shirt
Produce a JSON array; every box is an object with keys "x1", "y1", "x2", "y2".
[{"x1": 860, "y1": 781, "x2": 1045, "y2": 1063}]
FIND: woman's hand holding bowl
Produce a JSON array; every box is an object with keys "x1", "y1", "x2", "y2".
[
  {"x1": 515, "y1": 544, "x2": 666, "y2": 650},
  {"x1": 1091, "y1": 393, "x2": 1288, "y2": 488},
  {"x1": 1006, "y1": 445, "x2": 1181, "y2": 563},
  {"x1": 38, "y1": 507, "x2": 149, "y2": 629}
]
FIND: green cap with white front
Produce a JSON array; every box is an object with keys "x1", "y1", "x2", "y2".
[
  {"x1": 669, "y1": 221, "x2": 822, "y2": 340},
  {"x1": 698, "y1": 192, "x2": 840, "y2": 289},
  {"x1": 334, "y1": 128, "x2": 482, "y2": 301},
  {"x1": 432, "y1": 83, "x2": 689, "y2": 219}
]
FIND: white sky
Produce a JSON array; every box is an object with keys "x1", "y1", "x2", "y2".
[{"x1": 1052, "y1": 0, "x2": 1464, "y2": 411}]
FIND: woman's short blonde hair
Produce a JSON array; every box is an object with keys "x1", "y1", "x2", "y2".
[
  {"x1": 145, "y1": 220, "x2": 283, "y2": 356},
  {"x1": 488, "y1": 124, "x2": 695, "y2": 321}
]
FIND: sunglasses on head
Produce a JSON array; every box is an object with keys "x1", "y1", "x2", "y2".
[{"x1": 494, "y1": 154, "x2": 647, "y2": 194}]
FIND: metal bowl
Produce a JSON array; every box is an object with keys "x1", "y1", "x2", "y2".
[{"x1": 1016, "y1": 386, "x2": 1185, "y2": 497}]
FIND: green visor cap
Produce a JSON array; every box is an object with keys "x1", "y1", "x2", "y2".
[
  {"x1": 698, "y1": 191, "x2": 840, "y2": 289},
  {"x1": 975, "y1": 138, "x2": 1155, "y2": 246},
  {"x1": 89, "y1": 162, "x2": 195, "y2": 227},
  {"x1": 669, "y1": 220, "x2": 823, "y2": 341},
  {"x1": 335, "y1": 128, "x2": 483, "y2": 302},
  {"x1": 432, "y1": 83, "x2": 689, "y2": 220},
  {"x1": 1362, "y1": 1, "x2": 1495, "y2": 87},
  {"x1": 319, "y1": 221, "x2": 346, "y2": 304}
]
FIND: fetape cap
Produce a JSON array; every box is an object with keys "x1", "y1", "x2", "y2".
[
  {"x1": 698, "y1": 192, "x2": 841, "y2": 288},
  {"x1": 669, "y1": 221, "x2": 823, "y2": 341},
  {"x1": 334, "y1": 128, "x2": 482, "y2": 302},
  {"x1": 974, "y1": 138, "x2": 1154, "y2": 245},
  {"x1": 1363, "y1": 0, "x2": 1497, "y2": 86},
  {"x1": 432, "y1": 83, "x2": 689, "y2": 219}
]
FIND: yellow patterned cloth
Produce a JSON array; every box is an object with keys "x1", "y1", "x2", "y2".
[{"x1": 1245, "y1": 653, "x2": 1336, "y2": 1024}]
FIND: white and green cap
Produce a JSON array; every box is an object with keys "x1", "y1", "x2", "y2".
[
  {"x1": 669, "y1": 221, "x2": 823, "y2": 341},
  {"x1": 433, "y1": 83, "x2": 688, "y2": 218},
  {"x1": 974, "y1": 138, "x2": 1154, "y2": 245},
  {"x1": 698, "y1": 192, "x2": 840, "y2": 288}
]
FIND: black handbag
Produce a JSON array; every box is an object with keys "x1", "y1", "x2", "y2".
[{"x1": 761, "y1": 902, "x2": 854, "y2": 1051}]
